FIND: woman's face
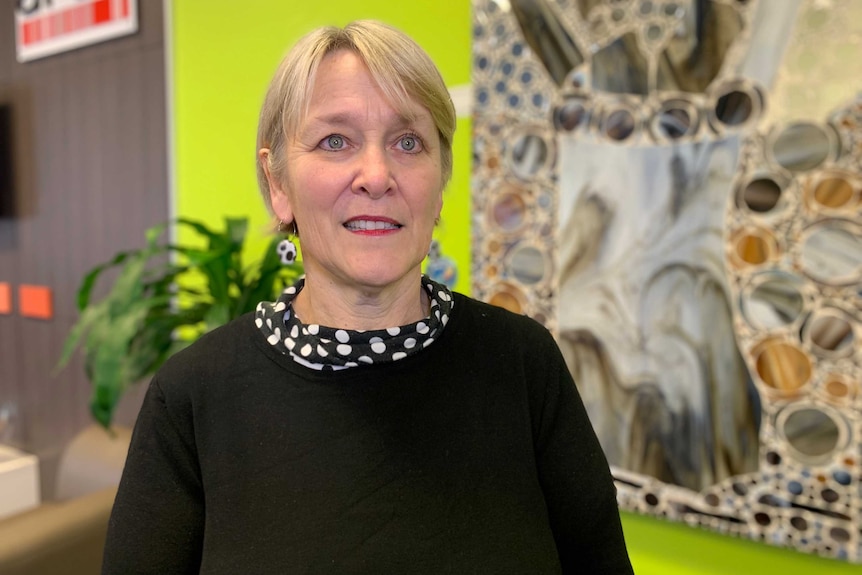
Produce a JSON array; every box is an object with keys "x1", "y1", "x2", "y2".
[{"x1": 267, "y1": 50, "x2": 444, "y2": 295}]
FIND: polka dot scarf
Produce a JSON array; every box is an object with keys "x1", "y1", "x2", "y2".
[{"x1": 255, "y1": 276, "x2": 454, "y2": 371}]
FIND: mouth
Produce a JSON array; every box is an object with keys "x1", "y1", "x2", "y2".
[{"x1": 343, "y1": 217, "x2": 402, "y2": 232}]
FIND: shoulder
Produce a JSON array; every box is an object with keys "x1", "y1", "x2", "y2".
[
  {"x1": 452, "y1": 293, "x2": 554, "y2": 337},
  {"x1": 155, "y1": 312, "x2": 261, "y2": 391},
  {"x1": 449, "y1": 293, "x2": 560, "y2": 355}
]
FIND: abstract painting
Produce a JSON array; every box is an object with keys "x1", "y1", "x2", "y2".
[{"x1": 471, "y1": 0, "x2": 861, "y2": 561}]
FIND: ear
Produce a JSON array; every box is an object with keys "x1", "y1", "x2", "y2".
[
  {"x1": 259, "y1": 148, "x2": 294, "y2": 223},
  {"x1": 434, "y1": 189, "x2": 444, "y2": 224}
]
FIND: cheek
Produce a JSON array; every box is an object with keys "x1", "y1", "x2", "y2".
[
  {"x1": 287, "y1": 171, "x2": 342, "y2": 224},
  {"x1": 292, "y1": 161, "x2": 342, "y2": 196},
  {"x1": 416, "y1": 194, "x2": 443, "y2": 235}
]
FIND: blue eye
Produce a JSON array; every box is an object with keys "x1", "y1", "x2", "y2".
[
  {"x1": 399, "y1": 135, "x2": 421, "y2": 152},
  {"x1": 324, "y1": 135, "x2": 344, "y2": 149}
]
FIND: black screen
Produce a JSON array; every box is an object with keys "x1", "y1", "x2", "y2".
[{"x1": 0, "y1": 105, "x2": 13, "y2": 217}]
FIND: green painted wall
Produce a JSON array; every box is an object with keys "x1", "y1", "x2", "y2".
[
  {"x1": 622, "y1": 511, "x2": 857, "y2": 574},
  {"x1": 170, "y1": 2, "x2": 858, "y2": 573}
]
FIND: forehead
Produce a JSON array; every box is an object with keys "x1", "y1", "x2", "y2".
[
  {"x1": 310, "y1": 51, "x2": 378, "y2": 104},
  {"x1": 303, "y1": 50, "x2": 430, "y2": 126}
]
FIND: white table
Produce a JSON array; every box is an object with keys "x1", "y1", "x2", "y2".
[{"x1": 0, "y1": 444, "x2": 40, "y2": 520}]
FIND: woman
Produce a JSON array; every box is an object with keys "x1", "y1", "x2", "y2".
[{"x1": 103, "y1": 20, "x2": 633, "y2": 574}]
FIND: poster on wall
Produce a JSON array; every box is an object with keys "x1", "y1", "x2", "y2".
[{"x1": 14, "y1": 0, "x2": 138, "y2": 63}]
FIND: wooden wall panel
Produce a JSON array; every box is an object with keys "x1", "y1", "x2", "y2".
[{"x1": 0, "y1": 0, "x2": 168, "y2": 493}]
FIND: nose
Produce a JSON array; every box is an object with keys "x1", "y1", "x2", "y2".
[{"x1": 352, "y1": 145, "x2": 394, "y2": 199}]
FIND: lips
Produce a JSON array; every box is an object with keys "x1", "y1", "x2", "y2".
[{"x1": 343, "y1": 217, "x2": 402, "y2": 232}]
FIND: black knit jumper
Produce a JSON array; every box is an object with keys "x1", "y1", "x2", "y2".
[{"x1": 103, "y1": 293, "x2": 633, "y2": 574}]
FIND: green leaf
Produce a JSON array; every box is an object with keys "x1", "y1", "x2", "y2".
[
  {"x1": 88, "y1": 302, "x2": 155, "y2": 427},
  {"x1": 55, "y1": 304, "x2": 104, "y2": 371},
  {"x1": 58, "y1": 216, "x2": 304, "y2": 428},
  {"x1": 75, "y1": 251, "x2": 132, "y2": 310}
]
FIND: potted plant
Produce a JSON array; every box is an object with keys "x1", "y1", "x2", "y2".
[{"x1": 56, "y1": 217, "x2": 303, "y2": 429}]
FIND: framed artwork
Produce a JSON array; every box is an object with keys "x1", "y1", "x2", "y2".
[{"x1": 471, "y1": 0, "x2": 861, "y2": 561}]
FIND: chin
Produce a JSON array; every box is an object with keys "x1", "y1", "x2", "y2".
[{"x1": 343, "y1": 260, "x2": 423, "y2": 291}]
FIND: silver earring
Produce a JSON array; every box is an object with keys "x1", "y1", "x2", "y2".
[{"x1": 276, "y1": 220, "x2": 297, "y2": 265}]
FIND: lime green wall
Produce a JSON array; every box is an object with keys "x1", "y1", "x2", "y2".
[
  {"x1": 622, "y1": 511, "x2": 857, "y2": 574},
  {"x1": 170, "y1": 2, "x2": 858, "y2": 573}
]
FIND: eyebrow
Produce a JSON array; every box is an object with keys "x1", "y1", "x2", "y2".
[{"x1": 305, "y1": 110, "x2": 426, "y2": 131}]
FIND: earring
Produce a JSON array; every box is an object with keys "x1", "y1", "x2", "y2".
[
  {"x1": 428, "y1": 239, "x2": 440, "y2": 260},
  {"x1": 276, "y1": 220, "x2": 297, "y2": 265}
]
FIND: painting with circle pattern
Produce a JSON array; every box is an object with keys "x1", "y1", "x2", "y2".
[{"x1": 471, "y1": 0, "x2": 861, "y2": 561}]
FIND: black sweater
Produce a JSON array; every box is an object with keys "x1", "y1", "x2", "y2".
[{"x1": 103, "y1": 293, "x2": 633, "y2": 574}]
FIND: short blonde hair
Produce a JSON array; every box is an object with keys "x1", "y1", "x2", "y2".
[{"x1": 256, "y1": 20, "x2": 457, "y2": 218}]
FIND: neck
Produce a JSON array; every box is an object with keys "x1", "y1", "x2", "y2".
[{"x1": 292, "y1": 273, "x2": 429, "y2": 330}]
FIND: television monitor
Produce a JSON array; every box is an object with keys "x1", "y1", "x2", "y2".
[{"x1": 0, "y1": 104, "x2": 13, "y2": 217}]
